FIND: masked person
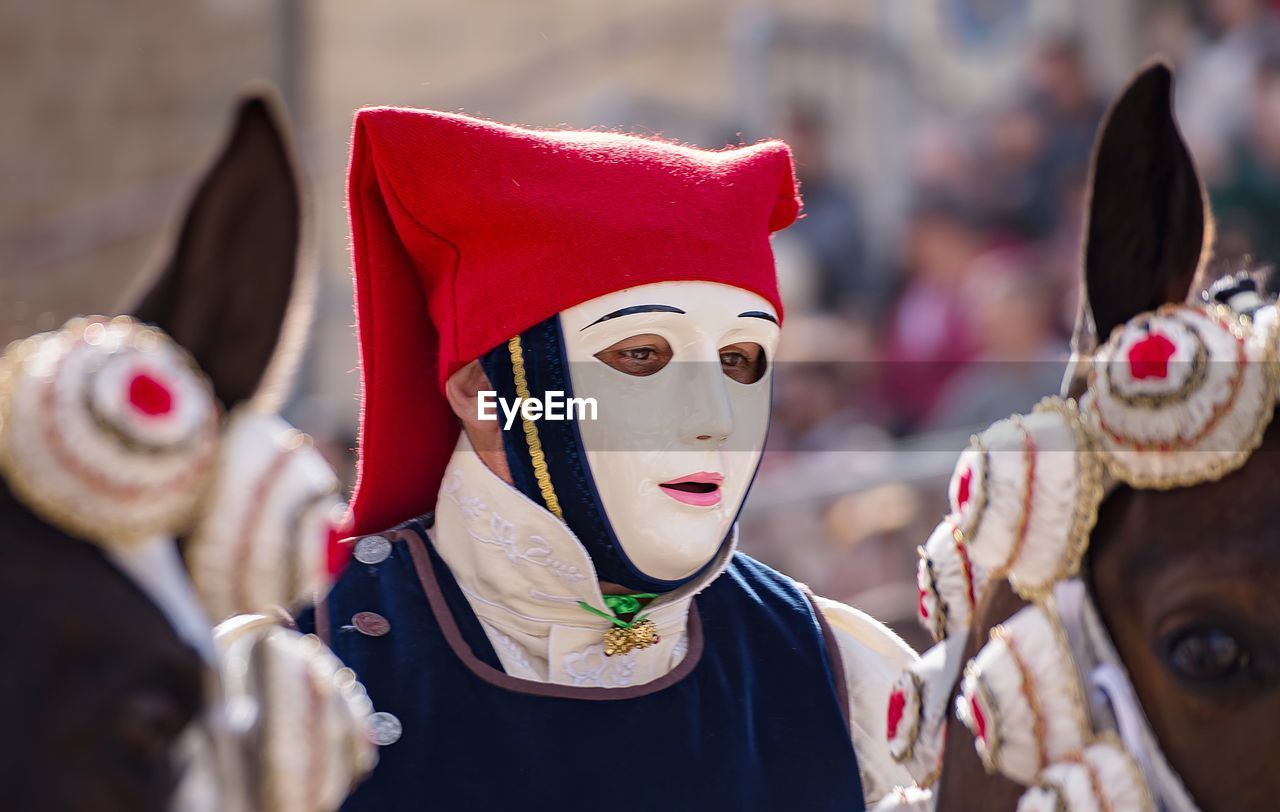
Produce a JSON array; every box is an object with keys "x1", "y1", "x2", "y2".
[{"x1": 297, "y1": 108, "x2": 917, "y2": 810}]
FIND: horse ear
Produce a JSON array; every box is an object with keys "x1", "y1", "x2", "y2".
[
  {"x1": 128, "y1": 93, "x2": 307, "y2": 412},
  {"x1": 1079, "y1": 61, "x2": 1209, "y2": 344}
]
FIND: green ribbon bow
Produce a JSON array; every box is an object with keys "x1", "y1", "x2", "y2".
[{"x1": 577, "y1": 593, "x2": 658, "y2": 630}]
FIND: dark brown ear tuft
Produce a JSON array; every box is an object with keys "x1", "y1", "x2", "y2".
[
  {"x1": 130, "y1": 92, "x2": 303, "y2": 412},
  {"x1": 1080, "y1": 60, "x2": 1208, "y2": 342}
]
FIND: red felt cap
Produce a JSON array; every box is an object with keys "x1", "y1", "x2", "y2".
[{"x1": 346, "y1": 107, "x2": 800, "y2": 537}]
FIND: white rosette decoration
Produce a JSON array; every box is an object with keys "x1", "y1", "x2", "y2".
[
  {"x1": 887, "y1": 635, "x2": 968, "y2": 787},
  {"x1": 916, "y1": 520, "x2": 988, "y2": 642},
  {"x1": 216, "y1": 614, "x2": 377, "y2": 812},
  {"x1": 1016, "y1": 739, "x2": 1153, "y2": 812},
  {"x1": 1083, "y1": 304, "x2": 1275, "y2": 488},
  {"x1": 922, "y1": 300, "x2": 1280, "y2": 809},
  {"x1": 0, "y1": 316, "x2": 219, "y2": 546},
  {"x1": 949, "y1": 400, "x2": 1103, "y2": 600},
  {"x1": 956, "y1": 603, "x2": 1090, "y2": 785},
  {"x1": 948, "y1": 439, "x2": 987, "y2": 540},
  {"x1": 886, "y1": 664, "x2": 926, "y2": 774},
  {"x1": 189, "y1": 410, "x2": 345, "y2": 621},
  {"x1": 870, "y1": 785, "x2": 936, "y2": 811}
]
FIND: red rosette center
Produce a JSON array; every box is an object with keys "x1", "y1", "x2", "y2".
[
  {"x1": 128, "y1": 371, "x2": 175, "y2": 417},
  {"x1": 887, "y1": 688, "x2": 907, "y2": 740},
  {"x1": 1127, "y1": 332, "x2": 1176, "y2": 381}
]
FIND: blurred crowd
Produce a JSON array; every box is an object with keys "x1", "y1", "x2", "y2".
[
  {"x1": 768, "y1": 0, "x2": 1280, "y2": 454},
  {"x1": 744, "y1": 0, "x2": 1280, "y2": 639}
]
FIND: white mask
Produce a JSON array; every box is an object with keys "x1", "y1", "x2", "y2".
[{"x1": 558, "y1": 281, "x2": 779, "y2": 582}]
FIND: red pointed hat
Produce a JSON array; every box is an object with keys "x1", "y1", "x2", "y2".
[{"x1": 346, "y1": 107, "x2": 800, "y2": 536}]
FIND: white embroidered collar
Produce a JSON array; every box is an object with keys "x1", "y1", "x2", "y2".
[{"x1": 431, "y1": 435, "x2": 735, "y2": 686}]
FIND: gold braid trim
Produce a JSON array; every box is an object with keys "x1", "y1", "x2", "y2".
[
  {"x1": 1079, "y1": 752, "x2": 1113, "y2": 812},
  {"x1": 991, "y1": 624, "x2": 1048, "y2": 773},
  {"x1": 507, "y1": 336, "x2": 563, "y2": 520},
  {"x1": 1089, "y1": 732, "x2": 1157, "y2": 812}
]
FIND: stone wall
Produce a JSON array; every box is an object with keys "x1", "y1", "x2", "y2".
[
  {"x1": 4, "y1": 0, "x2": 1134, "y2": 414},
  {"x1": 0, "y1": 0, "x2": 281, "y2": 342}
]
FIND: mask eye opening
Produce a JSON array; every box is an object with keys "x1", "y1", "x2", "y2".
[
  {"x1": 719, "y1": 342, "x2": 767, "y2": 385},
  {"x1": 592, "y1": 333, "x2": 674, "y2": 377}
]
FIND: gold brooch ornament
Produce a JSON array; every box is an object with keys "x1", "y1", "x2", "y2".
[
  {"x1": 603, "y1": 617, "x2": 660, "y2": 656},
  {"x1": 578, "y1": 592, "x2": 660, "y2": 656}
]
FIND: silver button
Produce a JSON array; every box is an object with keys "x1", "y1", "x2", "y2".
[
  {"x1": 367, "y1": 711, "x2": 402, "y2": 746},
  {"x1": 353, "y1": 535, "x2": 392, "y2": 565},
  {"x1": 353, "y1": 611, "x2": 391, "y2": 637}
]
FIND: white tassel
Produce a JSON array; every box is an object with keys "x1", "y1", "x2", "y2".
[
  {"x1": 957, "y1": 603, "x2": 1090, "y2": 785},
  {"x1": 1016, "y1": 739, "x2": 1153, "y2": 812}
]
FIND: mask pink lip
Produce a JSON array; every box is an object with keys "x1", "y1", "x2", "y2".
[
  {"x1": 658, "y1": 472, "x2": 724, "y2": 507},
  {"x1": 662, "y1": 472, "x2": 724, "y2": 486}
]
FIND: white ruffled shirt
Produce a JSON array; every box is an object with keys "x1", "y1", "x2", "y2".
[{"x1": 433, "y1": 440, "x2": 918, "y2": 802}]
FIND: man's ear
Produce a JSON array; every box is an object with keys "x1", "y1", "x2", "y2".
[{"x1": 445, "y1": 361, "x2": 512, "y2": 485}]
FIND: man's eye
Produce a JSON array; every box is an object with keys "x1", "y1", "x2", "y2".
[
  {"x1": 720, "y1": 342, "x2": 766, "y2": 384},
  {"x1": 594, "y1": 334, "x2": 673, "y2": 377},
  {"x1": 1165, "y1": 628, "x2": 1249, "y2": 684}
]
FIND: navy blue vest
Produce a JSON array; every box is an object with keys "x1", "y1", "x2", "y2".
[{"x1": 297, "y1": 516, "x2": 865, "y2": 810}]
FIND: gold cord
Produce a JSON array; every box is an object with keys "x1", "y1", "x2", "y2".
[{"x1": 507, "y1": 336, "x2": 563, "y2": 520}]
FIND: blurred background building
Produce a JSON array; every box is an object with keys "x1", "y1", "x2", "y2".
[{"x1": 6, "y1": 0, "x2": 1280, "y2": 647}]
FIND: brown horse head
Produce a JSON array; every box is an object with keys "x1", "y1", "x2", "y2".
[
  {"x1": 0, "y1": 95, "x2": 304, "y2": 810},
  {"x1": 933, "y1": 61, "x2": 1280, "y2": 811}
]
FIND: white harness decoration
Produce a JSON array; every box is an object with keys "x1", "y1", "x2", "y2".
[
  {"x1": 0, "y1": 316, "x2": 373, "y2": 810},
  {"x1": 0, "y1": 316, "x2": 348, "y2": 622},
  {"x1": 188, "y1": 410, "x2": 345, "y2": 622},
  {"x1": 885, "y1": 297, "x2": 1280, "y2": 811},
  {"x1": 1054, "y1": 580, "x2": 1201, "y2": 812},
  {"x1": 0, "y1": 316, "x2": 220, "y2": 549}
]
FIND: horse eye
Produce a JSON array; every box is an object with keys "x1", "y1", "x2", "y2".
[
  {"x1": 118, "y1": 691, "x2": 191, "y2": 765},
  {"x1": 1166, "y1": 629, "x2": 1248, "y2": 683}
]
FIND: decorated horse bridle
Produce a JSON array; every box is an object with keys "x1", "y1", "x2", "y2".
[
  {"x1": 887, "y1": 282, "x2": 1276, "y2": 811},
  {"x1": 1053, "y1": 578, "x2": 1201, "y2": 812},
  {"x1": 0, "y1": 315, "x2": 347, "y2": 627},
  {"x1": 0, "y1": 315, "x2": 375, "y2": 808},
  {"x1": 0, "y1": 316, "x2": 225, "y2": 654}
]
